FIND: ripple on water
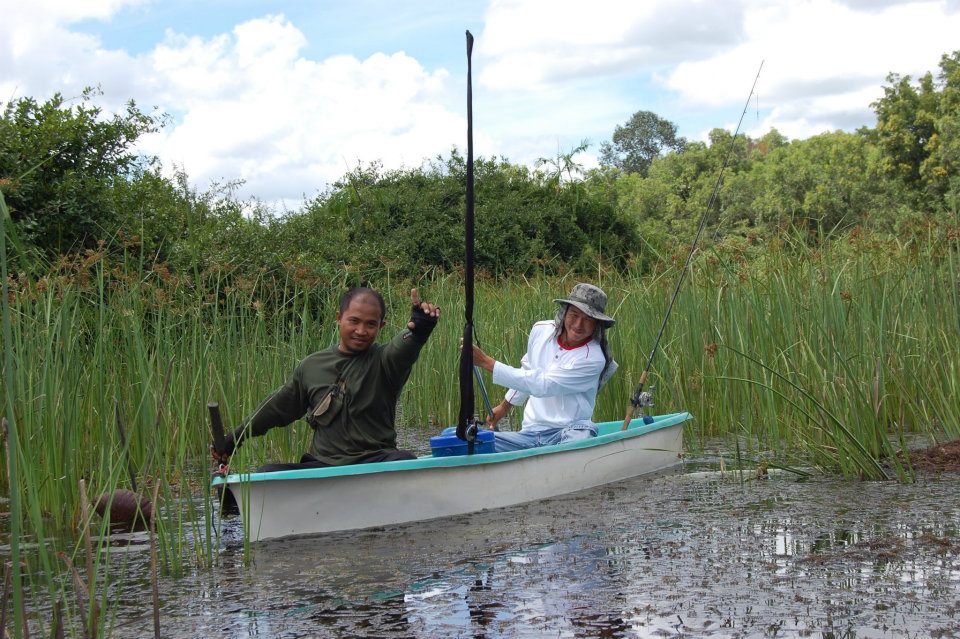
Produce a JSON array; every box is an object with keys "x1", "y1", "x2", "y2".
[{"x1": 94, "y1": 464, "x2": 960, "y2": 637}]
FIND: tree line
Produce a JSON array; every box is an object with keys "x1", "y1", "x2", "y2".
[{"x1": 1, "y1": 51, "x2": 957, "y2": 284}]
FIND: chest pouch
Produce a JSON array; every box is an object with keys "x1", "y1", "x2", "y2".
[{"x1": 308, "y1": 379, "x2": 347, "y2": 429}]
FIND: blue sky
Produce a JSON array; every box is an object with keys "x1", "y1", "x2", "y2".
[
  {"x1": 3, "y1": 0, "x2": 959, "y2": 207},
  {"x1": 76, "y1": 0, "x2": 482, "y2": 66}
]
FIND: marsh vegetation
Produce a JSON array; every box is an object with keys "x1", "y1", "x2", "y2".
[{"x1": 0, "y1": 51, "x2": 958, "y2": 637}]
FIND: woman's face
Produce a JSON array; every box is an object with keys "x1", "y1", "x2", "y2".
[{"x1": 561, "y1": 305, "x2": 597, "y2": 347}]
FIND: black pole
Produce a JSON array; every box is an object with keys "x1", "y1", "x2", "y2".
[{"x1": 456, "y1": 30, "x2": 477, "y2": 450}]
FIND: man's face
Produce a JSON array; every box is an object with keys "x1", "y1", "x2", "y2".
[
  {"x1": 336, "y1": 295, "x2": 386, "y2": 354},
  {"x1": 561, "y1": 305, "x2": 597, "y2": 347}
]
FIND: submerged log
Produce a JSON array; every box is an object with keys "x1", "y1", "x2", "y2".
[{"x1": 94, "y1": 489, "x2": 153, "y2": 530}]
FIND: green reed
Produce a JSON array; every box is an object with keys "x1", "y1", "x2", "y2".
[
  {"x1": 1, "y1": 191, "x2": 24, "y2": 638},
  {"x1": 0, "y1": 221, "x2": 957, "y2": 634}
]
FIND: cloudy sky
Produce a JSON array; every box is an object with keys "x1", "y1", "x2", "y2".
[{"x1": 2, "y1": 0, "x2": 959, "y2": 207}]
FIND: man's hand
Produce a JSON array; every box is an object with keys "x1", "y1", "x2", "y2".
[
  {"x1": 210, "y1": 445, "x2": 230, "y2": 475},
  {"x1": 210, "y1": 432, "x2": 236, "y2": 472},
  {"x1": 408, "y1": 288, "x2": 440, "y2": 325},
  {"x1": 407, "y1": 287, "x2": 440, "y2": 338},
  {"x1": 210, "y1": 445, "x2": 229, "y2": 463},
  {"x1": 486, "y1": 400, "x2": 512, "y2": 430}
]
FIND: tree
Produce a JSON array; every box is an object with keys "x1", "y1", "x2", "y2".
[
  {"x1": 0, "y1": 88, "x2": 160, "y2": 254},
  {"x1": 871, "y1": 71, "x2": 938, "y2": 187},
  {"x1": 926, "y1": 51, "x2": 960, "y2": 209},
  {"x1": 599, "y1": 110, "x2": 686, "y2": 176},
  {"x1": 870, "y1": 49, "x2": 960, "y2": 209},
  {"x1": 734, "y1": 131, "x2": 885, "y2": 234},
  {"x1": 535, "y1": 139, "x2": 590, "y2": 187}
]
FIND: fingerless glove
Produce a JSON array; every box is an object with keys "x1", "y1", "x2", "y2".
[{"x1": 408, "y1": 303, "x2": 438, "y2": 341}]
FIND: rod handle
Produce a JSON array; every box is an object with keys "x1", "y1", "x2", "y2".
[{"x1": 208, "y1": 402, "x2": 226, "y2": 456}]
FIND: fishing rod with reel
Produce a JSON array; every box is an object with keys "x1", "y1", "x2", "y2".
[
  {"x1": 457, "y1": 31, "x2": 498, "y2": 448},
  {"x1": 622, "y1": 62, "x2": 764, "y2": 430},
  {"x1": 456, "y1": 29, "x2": 482, "y2": 452}
]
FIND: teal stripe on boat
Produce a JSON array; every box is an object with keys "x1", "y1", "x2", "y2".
[{"x1": 212, "y1": 412, "x2": 692, "y2": 486}]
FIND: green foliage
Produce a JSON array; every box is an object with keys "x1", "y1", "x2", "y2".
[
  {"x1": 2, "y1": 48, "x2": 958, "y2": 282},
  {"x1": 728, "y1": 131, "x2": 894, "y2": 234},
  {"x1": 871, "y1": 49, "x2": 960, "y2": 210},
  {"x1": 277, "y1": 151, "x2": 638, "y2": 279},
  {"x1": 613, "y1": 129, "x2": 752, "y2": 248},
  {"x1": 608, "y1": 51, "x2": 959, "y2": 247},
  {"x1": 871, "y1": 70, "x2": 939, "y2": 187},
  {"x1": 615, "y1": 123, "x2": 916, "y2": 246},
  {"x1": 931, "y1": 51, "x2": 960, "y2": 212},
  {"x1": 599, "y1": 110, "x2": 686, "y2": 176},
  {"x1": 0, "y1": 88, "x2": 160, "y2": 255}
]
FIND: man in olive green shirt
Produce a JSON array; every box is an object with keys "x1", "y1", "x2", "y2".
[{"x1": 213, "y1": 287, "x2": 440, "y2": 470}]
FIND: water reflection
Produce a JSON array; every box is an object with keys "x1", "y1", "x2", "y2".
[{"x1": 55, "y1": 465, "x2": 960, "y2": 638}]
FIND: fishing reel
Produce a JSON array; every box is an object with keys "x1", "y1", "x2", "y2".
[
  {"x1": 456, "y1": 418, "x2": 480, "y2": 443},
  {"x1": 637, "y1": 386, "x2": 655, "y2": 408},
  {"x1": 633, "y1": 386, "x2": 655, "y2": 425}
]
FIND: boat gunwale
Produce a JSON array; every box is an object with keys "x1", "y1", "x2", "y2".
[{"x1": 212, "y1": 411, "x2": 691, "y2": 486}]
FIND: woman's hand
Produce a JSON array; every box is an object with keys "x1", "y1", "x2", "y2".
[
  {"x1": 486, "y1": 400, "x2": 512, "y2": 430},
  {"x1": 460, "y1": 337, "x2": 496, "y2": 372}
]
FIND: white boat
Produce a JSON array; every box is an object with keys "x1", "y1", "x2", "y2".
[{"x1": 212, "y1": 412, "x2": 690, "y2": 542}]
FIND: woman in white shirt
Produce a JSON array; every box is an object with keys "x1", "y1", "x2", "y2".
[{"x1": 471, "y1": 283, "x2": 617, "y2": 452}]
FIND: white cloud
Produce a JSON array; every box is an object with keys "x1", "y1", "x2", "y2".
[
  {"x1": 477, "y1": 0, "x2": 960, "y2": 145},
  {"x1": 1, "y1": 4, "x2": 470, "y2": 205},
  {"x1": 140, "y1": 16, "x2": 465, "y2": 203},
  {"x1": 664, "y1": 0, "x2": 960, "y2": 138},
  {"x1": 478, "y1": 0, "x2": 745, "y2": 91},
  {"x1": 0, "y1": 0, "x2": 144, "y2": 103},
  {"x1": 3, "y1": 0, "x2": 960, "y2": 204}
]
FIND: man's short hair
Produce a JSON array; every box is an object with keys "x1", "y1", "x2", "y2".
[{"x1": 339, "y1": 287, "x2": 386, "y2": 321}]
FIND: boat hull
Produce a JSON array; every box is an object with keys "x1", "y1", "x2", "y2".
[{"x1": 213, "y1": 412, "x2": 689, "y2": 541}]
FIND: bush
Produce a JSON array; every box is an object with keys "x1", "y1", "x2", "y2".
[{"x1": 0, "y1": 88, "x2": 160, "y2": 255}]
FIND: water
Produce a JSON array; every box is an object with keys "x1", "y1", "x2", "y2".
[{"x1": 94, "y1": 461, "x2": 960, "y2": 638}]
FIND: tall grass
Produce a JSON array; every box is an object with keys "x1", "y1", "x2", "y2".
[
  {"x1": 0, "y1": 220, "x2": 957, "y2": 634},
  {"x1": 1, "y1": 189, "x2": 24, "y2": 639}
]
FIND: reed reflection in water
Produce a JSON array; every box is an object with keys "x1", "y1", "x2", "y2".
[{"x1": 96, "y1": 461, "x2": 960, "y2": 638}]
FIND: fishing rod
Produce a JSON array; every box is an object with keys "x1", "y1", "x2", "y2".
[
  {"x1": 622, "y1": 61, "x2": 764, "y2": 431},
  {"x1": 473, "y1": 364, "x2": 496, "y2": 427}
]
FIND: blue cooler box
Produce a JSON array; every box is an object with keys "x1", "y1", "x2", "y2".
[{"x1": 430, "y1": 427, "x2": 495, "y2": 457}]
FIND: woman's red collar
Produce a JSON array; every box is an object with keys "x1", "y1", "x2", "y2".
[{"x1": 557, "y1": 335, "x2": 590, "y2": 350}]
